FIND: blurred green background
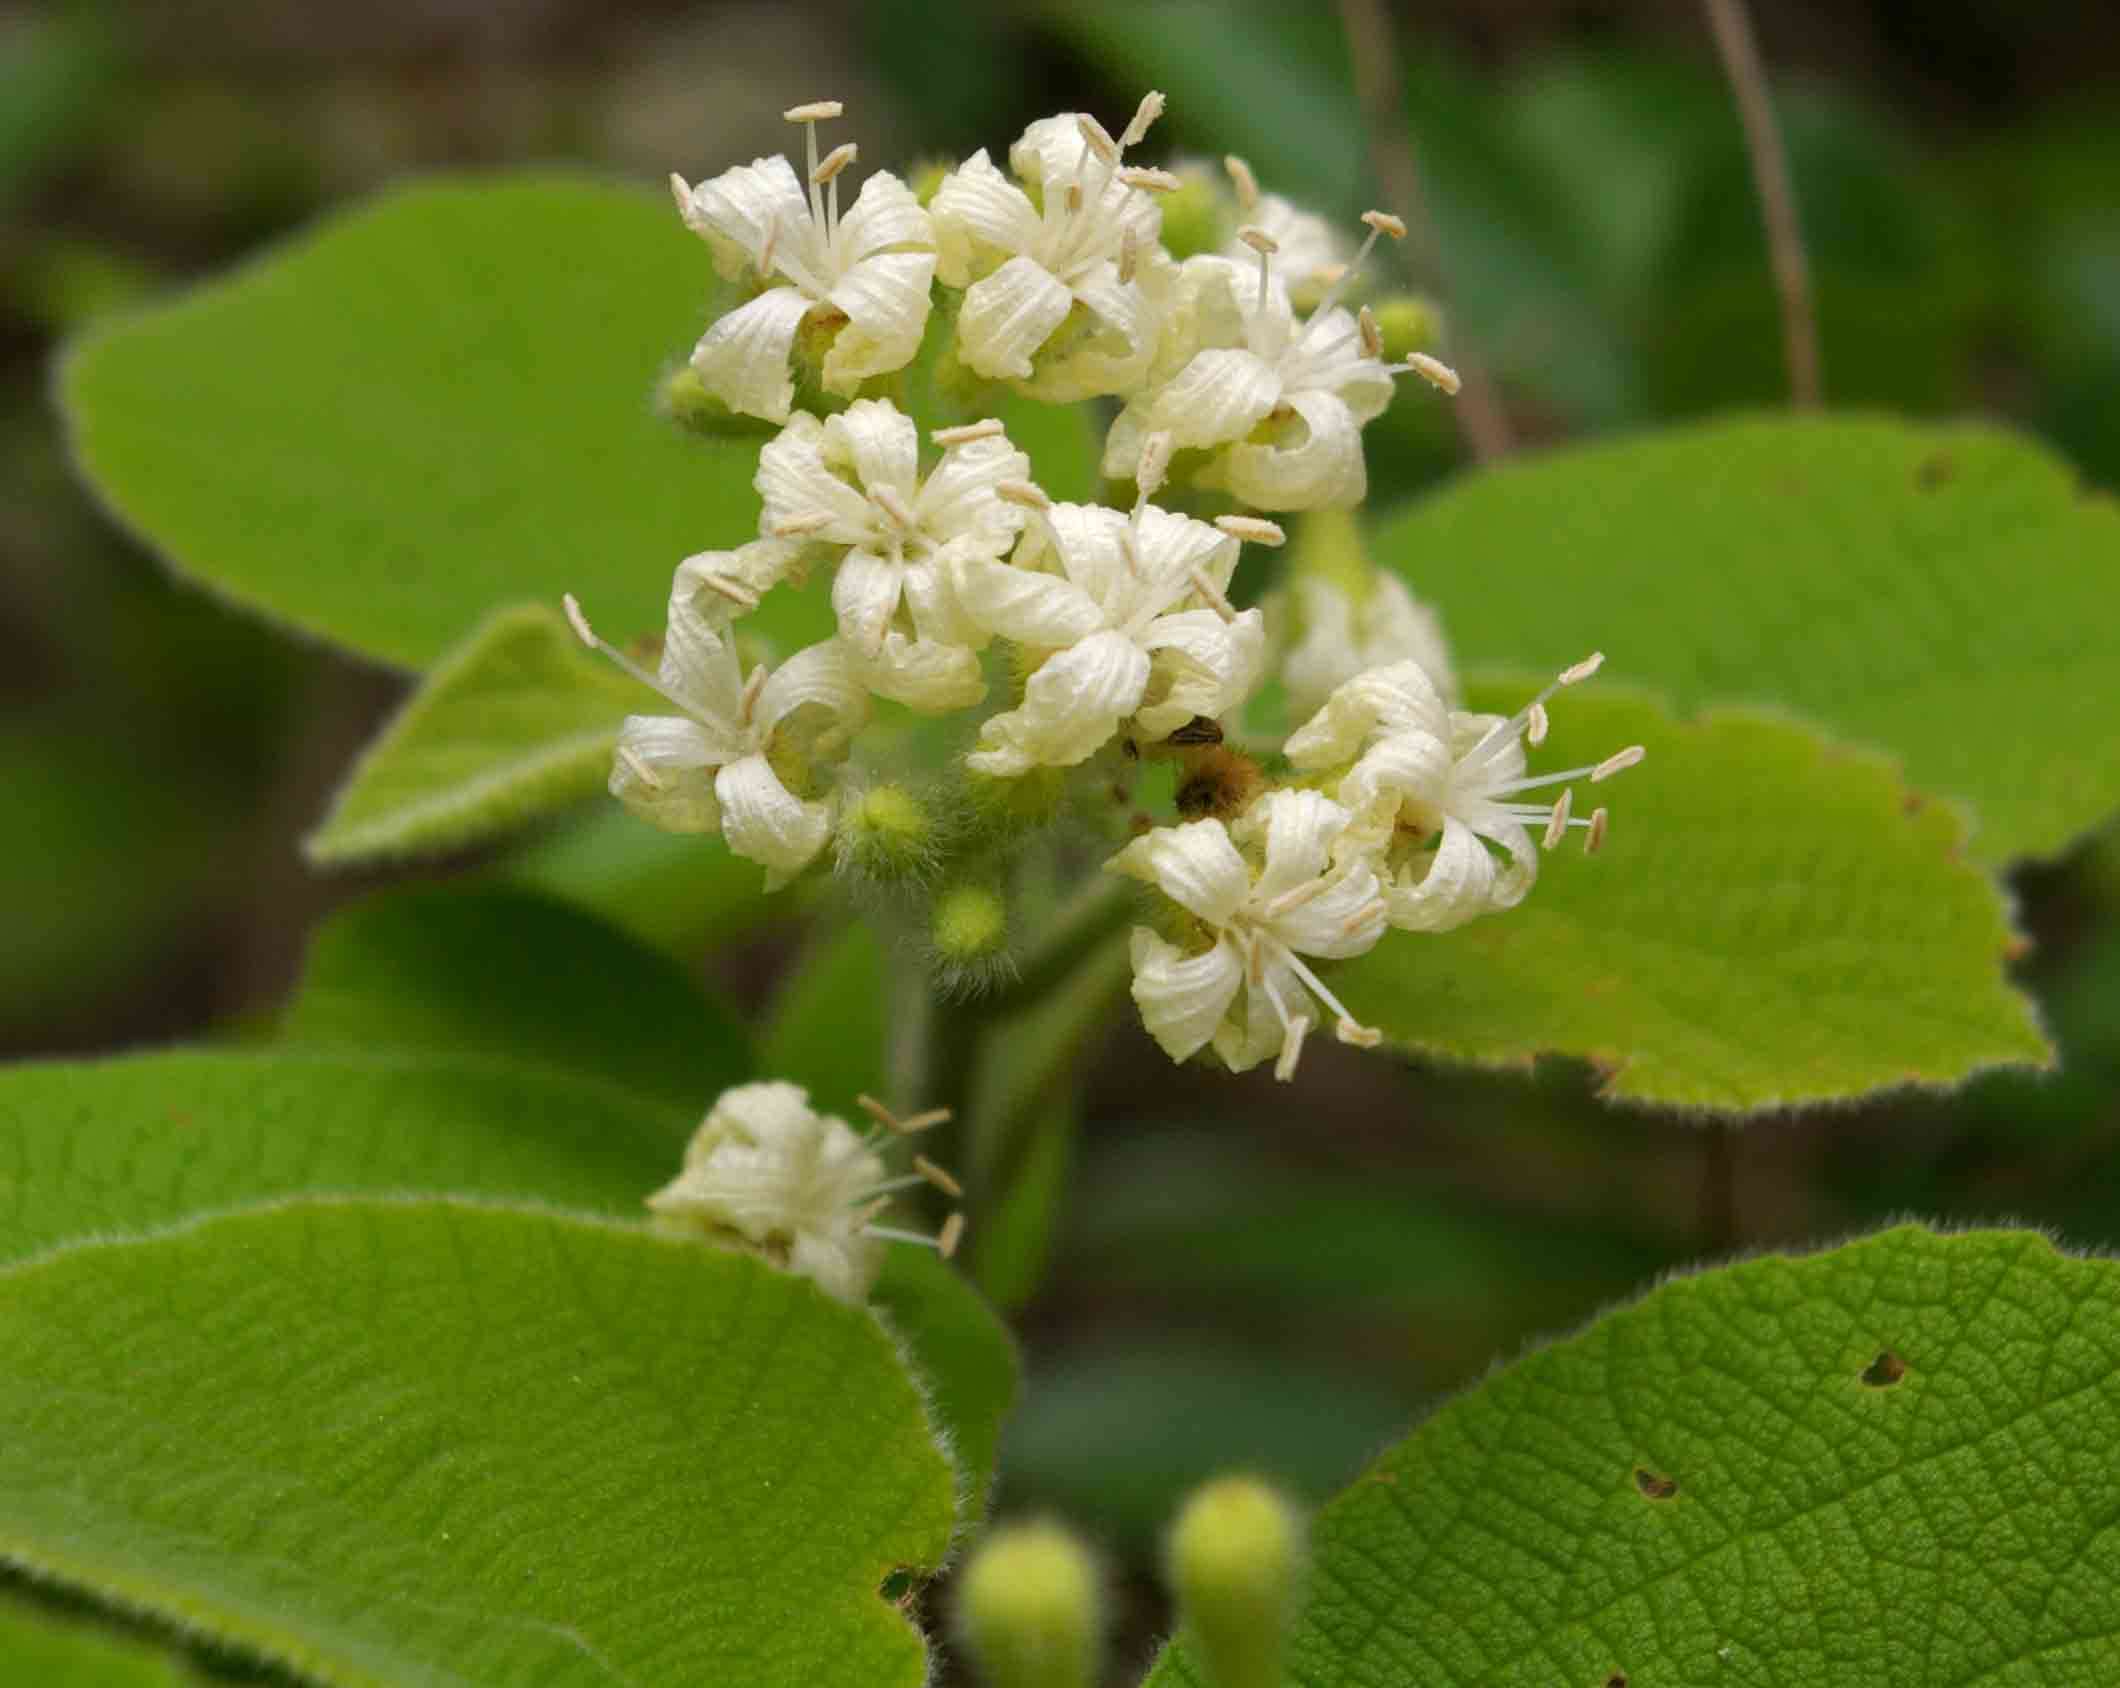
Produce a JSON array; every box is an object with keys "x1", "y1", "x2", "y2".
[{"x1": 5, "y1": 0, "x2": 2118, "y2": 1670}]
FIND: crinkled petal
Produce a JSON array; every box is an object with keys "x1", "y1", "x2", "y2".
[
  {"x1": 1150, "y1": 347, "x2": 1283, "y2": 449},
  {"x1": 821, "y1": 251, "x2": 937, "y2": 393},
  {"x1": 1099, "y1": 398, "x2": 1154, "y2": 482},
  {"x1": 953, "y1": 554, "x2": 1105, "y2": 647},
  {"x1": 754, "y1": 638, "x2": 866, "y2": 738},
  {"x1": 957, "y1": 255, "x2": 1074, "y2": 382},
  {"x1": 928, "y1": 149, "x2": 1039, "y2": 285},
  {"x1": 916, "y1": 434, "x2": 1032, "y2": 552},
  {"x1": 1284, "y1": 658, "x2": 1452, "y2": 768},
  {"x1": 787, "y1": 1230, "x2": 885, "y2": 1304},
  {"x1": 1451, "y1": 710, "x2": 1524, "y2": 791},
  {"x1": 714, "y1": 752, "x2": 830, "y2": 889},
  {"x1": 1136, "y1": 607, "x2": 1265, "y2": 739},
  {"x1": 682, "y1": 155, "x2": 812, "y2": 277},
  {"x1": 756, "y1": 413, "x2": 876, "y2": 541},
  {"x1": 1213, "y1": 949, "x2": 1303, "y2": 1075},
  {"x1": 834, "y1": 170, "x2": 933, "y2": 263},
  {"x1": 1128, "y1": 927, "x2": 1244, "y2": 1064},
  {"x1": 1024, "y1": 261, "x2": 1160, "y2": 402},
  {"x1": 1033, "y1": 502, "x2": 1131, "y2": 615},
  {"x1": 968, "y1": 628, "x2": 1150, "y2": 775},
  {"x1": 830, "y1": 548, "x2": 906, "y2": 653},
  {"x1": 690, "y1": 285, "x2": 814, "y2": 425},
  {"x1": 855, "y1": 630, "x2": 986, "y2": 712},
  {"x1": 1218, "y1": 387, "x2": 1367, "y2": 511},
  {"x1": 691, "y1": 1080, "x2": 818, "y2": 1158},
  {"x1": 660, "y1": 561, "x2": 750, "y2": 725},
  {"x1": 1270, "y1": 859, "x2": 1387, "y2": 959},
  {"x1": 1241, "y1": 787, "x2": 1352, "y2": 904},
  {"x1": 1108, "y1": 817, "x2": 1252, "y2": 927},
  {"x1": 1342, "y1": 726, "x2": 1454, "y2": 811},
  {"x1": 611, "y1": 714, "x2": 727, "y2": 833},
  {"x1": 1384, "y1": 814, "x2": 1509, "y2": 932},
  {"x1": 1133, "y1": 503, "x2": 1242, "y2": 598},
  {"x1": 823, "y1": 398, "x2": 920, "y2": 503}
]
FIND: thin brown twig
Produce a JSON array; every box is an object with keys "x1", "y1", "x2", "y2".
[
  {"x1": 1334, "y1": 0, "x2": 1514, "y2": 464},
  {"x1": 1701, "y1": 0, "x2": 1822, "y2": 407}
]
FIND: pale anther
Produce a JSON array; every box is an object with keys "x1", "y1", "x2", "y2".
[
  {"x1": 894, "y1": 1107, "x2": 953, "y2": 1135},
  {"x1": 1335, "y1": 1018, "x2": 1383, "y2": 1049},
  {"x1": 1274, "y1": 1014, "x2": 1312, "y2": 1082},
  {"x1": 1262, "y1": 874, "x2": 1331, "y2": 920},
  {"x1": 1236, "y1": 224, "x2": 1280, "y2": 256},
  {"x1": 1543, "y1": 786, "x2": 1573, "y2": 850},
  {"x1": 1341, "y1": 898, "x2": 1387, "y2": 936},
  {"x1": 1361, "y1": 209, "x2": 1408, "y2": 240},
  {"x1": 1189, "y1": 567, "x2": 1239, "y2": 623},
  {"x1": 1585, "y1": 806, "x2": 1610, "y2": 855},
  {"x1": 1313, "y1": 262, "x2": 1349, "y2": 288},
  {"x1": 561, "y1": 592, "x2": 597, "y2": 649},
  {"x1": 870, "y1": 482, "x2": 918, "y2": 531},
  {"x1": 1118, "y1": 166, "x2": 1182, "y2": 194},
  {"x1": 783, "y1": 100, "x2": 844, "y2": 123},
  {"x1": 1560, "y1": 652, "x2": 1606, "y2": 686},
  {"x1": 1526, "y1": 700, "x2": 1549, "y2": 747},
  {"x1": 667, "y1": 172, "x2": 691, "y2": 213},
  {"x1": 1120, "y1": 90, "x2": 1166, "y2": 148},
  {"x1": 913, "y1": 1154, "x2": 963, "y2": 1198},
  {"x1": 1065, "y1": 182, "x2": 1084, "y2": 215},
  {"x1": 700, "y1": 571, "x2": 759, "y2": 610},
  {"x1": 933, "y1": 418, "x2": 1006, "y2": 447},
  {"x1": 937, "y1": 1212, "x2": 966, "y2": 1259},
  {"x1": 617, "y1": 745, "x2": 664, "y2": 791},
  {"x1": 1118, "y1": 223, "x2": 1138, "y2": 285},
  {"x1": 810, "y1": 141, "x2": 859, "y2": 185},
  {"x1": 1404, "y1": 353, "x2": 1461, "y2": 395},
  {"x1": 996, "y1": 479, "x2": 1051, "y2": 510},
  {"x1": 1223, "y1": 153, "x2": 1260, "y2": 207},
  {"x1": 1215, "y1": 514, "x2": 1285, "y2": 547},
  {"x1": 1075, "y1": 113, "x2": 1119, "y2": 164},
  {"x1": 739, "y1": 663, "x2": 769, "y2": 724},
  {"x1": 1592, "y1": 745, "x2": 1645, "y2": 783},
  {"x1": 756, "y1": 215, "x2": 779, "y2": 281},
  {"x1": 1358, "y1": 305, "x2": 1384, "y2": 360},
  {"x1": 1135, "y1": 431, "x2": 1174, "y2": 501},
  {"x1": 771, "y1": 511, "x2": 832, "y2": 538}
]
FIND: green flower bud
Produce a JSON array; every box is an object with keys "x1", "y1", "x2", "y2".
[
  {"x1": 1371, "y1": 293, "x2": 1445, "y2": 363},
  {"x1": 956, "y1": 1520, "x2": 1103, "y2": 1688},
  {"x1": 1286, "y1": 507, "x2": 1374, "y2": 605},
  {"x1": 656, "y1": 365, "x2": 771, "y2": 440},
  {"x1": 933, "y1": 882, "x2": 1008, "y2": 965},
  {"x1": 1156, "y1": 163, "x2": 1230, "y2": 261},
  {"x1": 837, "y1": 783, "x2": 937, "y2": 882},
  {"x1": 907, "y1": 156, "x2": 954, "y2": 208},
  {"x1": 1167, "y1": 1475, "x2": 1307, "y2": 1688}
]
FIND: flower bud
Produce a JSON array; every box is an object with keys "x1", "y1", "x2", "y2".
[
  {"x1": 933, "y1": 882, "x2": 1008, "y2": 966},
  {"x1": 956, "y1": 1520, "x2": 1103, "y2": 1688},
  {"x1": 1155, "y1": 163, "x2": 1229, "y2": 261},
  {"x1": 907, "y1": 156, "x2": 953, "y2": 208},
  {"x1": 1371, "y1": 293, "x2": 1444, "y2": 363},
  {"x1": 656, "y1": 365, "x2": 772, "y2": 440},
  {"x1": 1166, "y1": 1475, "x2": 1307, "y2": 1688},
  {"x1": 836, "y1": 783, "x2": 937, "y2": 882}
]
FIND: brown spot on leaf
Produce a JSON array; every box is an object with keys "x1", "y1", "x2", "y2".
[
  {"x1": 1633, "y1": 1467, "x2": 1678, "y2": 1501},
  {"x1": 1915, "y1": 451, "x2": 1956, "y2": 490},
  {"x1": 1604, "y1": 1675, "x2": 1629, "y2": 1688},
  {"x1": 1901, "y1": 791, "x2": 1925, "y2": 815},
  {"x1": 1861, "y1": 1349, "x2": 1908, "y2": 1388}
]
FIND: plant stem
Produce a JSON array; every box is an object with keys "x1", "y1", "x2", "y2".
[{"x1": 1701, "y1": 0, "x2": 1821, "y2": 408}]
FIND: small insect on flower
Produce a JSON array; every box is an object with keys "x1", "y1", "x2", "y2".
[{"x1": 647, "y1": 1082, "x2": 963, "y2": 1304}]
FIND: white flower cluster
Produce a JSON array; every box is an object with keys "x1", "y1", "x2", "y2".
[{"x1": 569, "y1": 94, "x2": 1641, "y2": 1090}]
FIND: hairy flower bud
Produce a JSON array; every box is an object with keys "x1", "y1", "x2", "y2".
[
  {"x1": 1167, "y1": 1476, "x2": 1307, "y2": 1688},
  {"x1": 656, "y1": 365, "x2": 772, "y2": 439},
  {"x1": 836, "y1": 782, "x2": 937, "y2": 882},
  {"x1": 956, "y1": 1520, "x2": 1103, "y2": 1688},
  {"x1": 933, "y1": 882, "x2": 1009, "y2": 966}
]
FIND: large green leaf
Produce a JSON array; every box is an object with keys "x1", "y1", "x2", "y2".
[
  {"x1": 0, "y1": 1201, "x2": 955, "y2": 1687},
  {"x1": 1375, "y1": 416, "x2": 2120, "y2": 861},
  {"x1": 304, "y1": 604, "x2": 644, "y2": 865},
  {"x1": 59, "y1": 175, "x2": 755, "y2": 671},
  {"x1": 1339, "y1": 684, "x2": 2047, "y2": 1111},
  {"x1": 0, "y1": 1593, "x2": 198, "y2": 1687},
  {"x1": 277, "y1": 884, "x2": 748, "y2": 1116},
  {"x1": 1147, "y1": 1224, "x2": 2120, "y2": 1686}
]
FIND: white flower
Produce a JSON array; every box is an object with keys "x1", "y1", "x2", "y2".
[
  {"x1": 954, "y1": 498, "x2": 1266, "y2": 776},
  {"x1": 1282, "y1": 655, "x2": 1643, "y2": 932},
  {"x1": 756, "y1": 399, "x2": 1030, "y2": 710},
  {"x1": 674, "y1": 101, "x2": 936, "y2": 423},
  {"x1": 930, "y1": 98, "x2": 1177, "y2": 401},
  {"x1": 1110, "y1": 789, "x2": 1388, "y2": 1081},
  {"x1": 646, "y1": 1083, "x2": 961, "y2": 1304},
  {"x1": 1103, "y1": 212, "x2": 1439, "y2": 511},
  {"x1": 1279, "y1": 566, "x2": 1457, "y2": 724},
  {"x1": 563, "y1": 560, "x2": 867, "y2": 889}
]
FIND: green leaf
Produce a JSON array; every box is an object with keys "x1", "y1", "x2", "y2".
[
  {"x1": 278, "y1": 884, "x2": 748, "y2": 1116},
  {"x1": 60, "y1": 175, "x2": 756, "y2": 671},
  {"x1": 873, "y1": 1249, "x2": 1018, "y2": 1523},
  {"x1": 1146, "y1": 1224, "x2": 2120, "y2": 1687},
  {"x1": 0, "y1": 1201, "x2": 955, "y2": 1686},
  {"x1": 304, "y1": 604, "x2": 645, "y2": 865},
  {"x1": 1339, "y1": 684, "x2": 2047, "y2": 1111},
  {"x1": 760, "y1": 923, "x2": 895, "y2": 1125},
  {"x1": 1375, "y1": 416, "x2": 2120, "y2": 861},
  {"x1": 0, "y1": 1593, "x2": 198, "y2": 1687}
]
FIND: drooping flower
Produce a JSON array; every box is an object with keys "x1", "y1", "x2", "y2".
[
  {"x1": 673, "y1": 100, "x2": 936, "y2": 423},
  {"x1": 1103, "y1": 211, "x2": 1459, "y2": 510},
  {"x1": 563, "y1": 558, "x2": 867, "y2": 889},
  {"x1": 930, "y1": 96, "x2": 1178, "y2": 401},
  {"x1": 755, "y1": 399, "x2": 1030, "y2": 710},
  {"x1": 952, "y1": 454, "x2": 1268, "y2": 776},
  {"x1": 1110, "y1": 788, "x2": 1388, "y2": 1081},
  {"x1": 1283, "y1": 655, "x2": 1642, "y2": 932},
  {"x1": 1279, "y1": 568, "x2": 1457, "y2": 723},
  {"x1": 647, "y1": 1082, "x2": 962, "y2": 1303}
]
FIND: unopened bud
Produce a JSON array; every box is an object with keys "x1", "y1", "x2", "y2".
[
  {"x1": 1370, "y1": 294, "x2": 1443, "y2": 363},
  {"x1": 836, "y1": 783, "x2": 936, "y2": 881},
  {"x1": 1154, "y1": 165, "x2": 1226, "y2": 261},
  {"x1": 933, "y1": 883, "x2": 1009, "y2": 965},
  {"x1": 1167, "y1": 1476, "x2": 1307, "y2": 1688},
  {"x1": 656, "y1": 365, "x2": 771, "y2": 440},
  {"x1": 957, "y1": 1520, "x2": 1103, "y2": 1688},
  {"x1": 907, "y1": 156, "x2": 953, "y2": 207}
]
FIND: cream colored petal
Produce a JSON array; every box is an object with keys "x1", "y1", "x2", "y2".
[
  {"x1": 957, "y1": 255, "x2": 1075, "y2": 381},
  {"x1": 661, "y1": 561, "x2": 750, "y2": 723},
  {"x1": 1133, "y1": 504, "x2": 1242, "y2": 596},
  {"x1": 1098, "y1": 398, "x2": 1154, "y2": 482},
  {"x1": 1383, "y1": 814, "x2": 1506, "y2": 933},
  {"x1": 611, "y1": 714, "x2": 726, "y2": 833},
  {"x1": 788, "y1": 1230, "x2": 885, "y2": 1304},
  {"x1": 689, "y1": 285, "x2": 814, "y2": 425},
  {"x1": 1283, "y1": 657, "x2": 1451, "y2": 767},
  {"x1": 1212, "y1": 949, "x2": 1300, "y2": 1075},
  {"x1": 682, "y1": 154, "x2": 811, "y2": 277},
  {"x1": 1128, "y1": 927, "x2": 1244, "y2": 1065},
  {"x1": 1036, "y1": 501, "x2": 1132, "y2": 614},
  {"x1": 1135, "y1": 606, "x2": 1266, "y2": 737},
  {"x1": 1269, "y1": 858, "x2": 1387, "y2": 959},
  {"x1": 714, "y1": 752, "x2": 830, "y2": 888},
  {"x1": 756, "y1": 413, "x2": 875, "y2": 541},
  {"x1": 1341, "y1": 727, "x2": 1454, "y2": 812},
  {"x1": 969, "y1": 628, "x2": 1150, "y2": 774},
  {"x1": 1024, "y1": 261, "x2": 1160, "y2": 402},
  {"x1": 692, "y1": 1080, "x2": 818, "y2": 1158},
  {"x1": 830, "y1": 548, "x2": 906, "y2": 652},
  {"x1": 928, "y1": 149, "x2": 1040, "y2": 285},
  {"x1": 915, "y1": 433, "x2": 1033, "y2": 550},
  {"x1": 1240, "y1": 787, "x2": 1351, "y2": 904},
  {"x1": 953, "y1": 554, "x2": 1105, "y2": 647},
  {"x1": 1218, "y1": 387, "x2": 1367, "y2": 511},
  {"x1": 856, "y1": 630, "x2": 987, "y2": 712},
  {"x1": 824, "y1": 397, "x2": 921, "y2": 502},
  {"x1": 1452, "y1": 709, "x2": 1525, "y2": 792},
  {"x1": 834, "y1": 169, "x2": 933, "y2": 263},
  {"x1": 754, "y1": 638, "x2": 867, "y2": 738},
  {"x1": 1108, "y1": 817, "x2": 1252, "y2": 927},
  {"x1": 821, "y1": 251, "x2": 936, "y2": 393},
  {"x1": 1150, "y1": 347, "x2": 1283, "y2": 449}
]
